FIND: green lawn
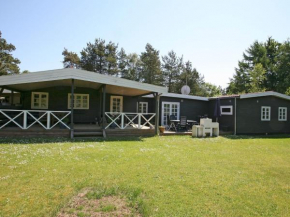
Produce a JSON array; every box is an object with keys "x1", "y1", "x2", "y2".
[{"x1": 0, "y1": 136, "x2": 290, "y2": 217}]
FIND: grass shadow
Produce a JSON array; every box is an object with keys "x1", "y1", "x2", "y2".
[
  {"x1": 222, "y1": 134, "x2": 290, "y2": 140},
  {"x1": 0, "y1": 136, "x2": 152, "y2": 145}
]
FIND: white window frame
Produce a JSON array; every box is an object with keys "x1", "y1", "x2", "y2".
[
  {"x1": 220, "y1": 105, "x2": 233, "y2": 115},
  {"x1": 261, "y1": 106, "x2": 271, "y2": 121},
  {"x1": 110, "y1": 96, "x2": 123, "y2": 113},
  {"x1": 68, "y1": 93, "x2": 89, "y2": 109},
  {"x1": 278, "y1": 107, "x2": 287, "y2": 121},
  {"x1": 137, "y1": 102, "x2": 148, "y2": 113},
  {"x1": 31, "y1": 92, "x2": 49, "y2": 109}
]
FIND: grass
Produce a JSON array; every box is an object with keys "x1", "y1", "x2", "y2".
[{"x1": 0, "y1": 135, "x2": 290, "y2": 216}]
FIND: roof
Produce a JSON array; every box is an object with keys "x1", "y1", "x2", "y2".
[
  {"x1": 240, "y1": 91, "x2": 290, "y2": 101},
  {"x1": 144, "y1": 93, "x2": 209, "y2": 101},
  {"x1": 209, "y1": 94, "x2": 240, "y2": 100},
  {"x1": 0, "y1": 68, "x2": 167, "y2": 96}
]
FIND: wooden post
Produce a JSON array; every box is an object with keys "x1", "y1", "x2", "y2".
[
  {"x1": 154, "y1": 93, "x2": 160, "y2": 135},
  {"x1": 11, "y1": 91, "x2": 14, "y2": 106},
  {"x1": 234, "y1": 97, "x2": 237, "y2": 135},
  {"x1": 102, "y1": 84, "x2": 106, "y2": 130},
  {"x1": 137, "y1": 96, "x2": 140, "y2": 113},
  {"x1": 70, "y1": 79, "x2": 74, "y2": 139}
]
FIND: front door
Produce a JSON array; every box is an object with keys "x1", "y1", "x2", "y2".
[{"x1": 161, "y1": 102, "x2": 180, "y2": 126}]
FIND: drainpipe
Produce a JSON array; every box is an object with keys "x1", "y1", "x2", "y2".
[
  {"x1": 70, "y1": 79, "x2": 74, "y2": 139},
  {"x1": 234, "y1": 97, "x2": 237, "y2": 135}
]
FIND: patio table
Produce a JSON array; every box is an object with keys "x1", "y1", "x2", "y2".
[{"x1": 170, "y1": 119, "x2": 197, "y2": 129}]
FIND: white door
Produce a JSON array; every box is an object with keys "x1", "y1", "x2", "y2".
[{"x1": 161, "y1": 102, "x2": 180, "y2": 126}]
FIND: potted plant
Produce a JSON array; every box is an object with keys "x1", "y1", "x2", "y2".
[{"x1": 159, "y1": 126, "x2": 165, "y2": 133}]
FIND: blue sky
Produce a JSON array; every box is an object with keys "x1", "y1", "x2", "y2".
[{"x1": 1, "y1": 0, "x2": 290, "y2": 89}]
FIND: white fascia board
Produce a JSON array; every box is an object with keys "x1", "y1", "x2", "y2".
[
  {"x1": 143, "y1": 93, "x2": 209, "y2": 101},
  {"x1": 0, "y1": 69, "x2": 168, "y2": 94},
  {"x1": 240, "y1": 92, "x2": 290, "y2": 101},
  {"x1": 163, "y1": 93, "x2": 209, "y2": 101}
]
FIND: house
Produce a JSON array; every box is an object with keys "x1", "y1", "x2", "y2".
[
  {"x1": 0, "y1": 68, "x2": 289, "y2": 138},
  {"x1": 0, "y1": 68, "x2": 167, "y2": 138},
  {"x1": 142, "y1": 92, "x2": 290, "y2": 135}
]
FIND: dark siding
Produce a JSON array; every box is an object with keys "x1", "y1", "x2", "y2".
[
  {"x1": 22, "y1": 86, "x2": 100, "y2": 123},
  {"x1": 208, "y1": 98, "x2": 236, "y2": 132},
  {"x1": 237, "y1": 96, "x2": 290, "y2": 134},
  {"x1": 159, "y1": 97, "x2": 209, "y2": 125}
]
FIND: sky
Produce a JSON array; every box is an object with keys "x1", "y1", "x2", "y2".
[{"x1": 1, "y1": 0, "x2": 290, "y2": 89}]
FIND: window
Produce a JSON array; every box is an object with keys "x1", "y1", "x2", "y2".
[
  {"x1": 220, "y1": 106, "x2": 233, "y2": 115},
  {"x1": 68, "y1": 94, "x2": 89, "y2": 109},
  {"x1": 110, "y1": 96, "x2": 123, "y2": 113},
  {"x1": 261, "y1": 106, "x2": 271, "y2": 121},
  {"x1": 31, "y1": 92, "x2": 49, "y2": 109},
  {"x1": 278, "y1": 107, "x2": 287, "y2": 121},
  {"x1": 137, "y1": 102, "x2": 148, "y2": 113}
]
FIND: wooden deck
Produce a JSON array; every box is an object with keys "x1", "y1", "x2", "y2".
[{"x1": 0, "y1": 124, "x2": 155, "y2": 138}]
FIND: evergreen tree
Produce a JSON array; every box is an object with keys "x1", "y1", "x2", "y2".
[
  {"x1": 126, "y1": 53, "x2": 142, "y2": 81},
  {"x1": 248, "y1": 63, "x2": 266, "y2": 92},
  {"x1": 105, "y1": 41, "x2": 118, "y2": 75},
  {"x1": 0, "y1": 31, "x2": 21, "y2": 75},
  {"x1": 227, "y1": 37, "x2": 290, "y2": 94},
  {"x1": 175, "y1": 61, "x2": 204, "y2": 95},
  {"x1": 200, "y1": 82, "x2": 223, "y2": 97},
  {"x1": 62, "y1": 48, "x2": 80, "y2": 68},
  {"x1": 140, "y1": 44, "x2": 163, "y2": 85},
  {"x1": 80, "y1": 38, "x2": 107, "y2": 74},
  {"x1": 162, "y1": 51, "x2": 183, "y2": 92},
  {"x1": 276, "y1": 39, "x2": 290, "y2": 94},
  {"x1": 118, "y1": 48, "x2": 128, "y2": 78}
]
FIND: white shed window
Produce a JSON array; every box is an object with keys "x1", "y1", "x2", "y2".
[
  {"x1": 68, "y1": 94, "x2": 89, "y2": 109},
  {"x1": 261, "y1": 106, "x2": 271, "y2": 121},
  {"x1": 110, "y1": 96, "x2": 123, "y2": 113},
  {"x1": 278, "y1": 107, "x2": 287, "y2": 121},
  {"x1": 31, "y1": 92, "x2": 49, "y2": 109},
  {"x1": 137, "y1": 102, "x2": 148, "y2": 113},
  {"x1": 220, "y1": 106, "x2": 233, "y2": 115}
]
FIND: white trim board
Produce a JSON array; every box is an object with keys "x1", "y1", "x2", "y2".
[
  {"x1": 240, "y1": 91, "x2": 290, "y2": 101},
  {"x1": 143, "y1": 93, "x2": 209, "y2": 101}
]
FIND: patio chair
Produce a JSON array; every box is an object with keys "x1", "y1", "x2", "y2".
[
  {"x1": 177, "y1": 116, "x2": 189, "y2": 131},
  {"x1": 166, "y1": 115, "x2": 177, "y2": 131},
  {"x1": 200, "y1": 118, "x2": 212, "y2": 137}
]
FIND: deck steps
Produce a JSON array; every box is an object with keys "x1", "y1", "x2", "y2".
[{"x1": 73, "y1": 128, "x2": 103, "y2": 138}]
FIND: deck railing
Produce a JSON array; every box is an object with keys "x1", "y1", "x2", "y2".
[
  {"x1": 105, "y1": 112, "x2": 156, "y2": 129},
  {"x1": 0, "y1": 109, "x2": 71, "y2": 130}
]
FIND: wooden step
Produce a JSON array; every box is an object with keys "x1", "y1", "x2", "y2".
[{"x1": 74, "y1": 131, "x2": 103, "y2": 137}]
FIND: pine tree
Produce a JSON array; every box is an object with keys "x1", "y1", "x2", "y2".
[
  {"x1": 0, "y1": 31, "x2": 21, "y2": 75},
  {"x1": 80, "y1": 38, "x2": 107, "y2": 74},
  {"x1": 105, "y1": 41, "x2": 118, "y2": 75},
  {"x1": 62, "y1": 48, "x2": 80, "y2": 68},
  {"x1": 118, "y1": 48, "x2": 128, "y2": 78},
  {"x1": 248, "y1": 63, "x2": 266, "y2": 92},
  {"x1": 162, "y1": 51, "x2": 183, "y2": 92},
  {"x1": 175, "y1": 61, "x2": 204, "y2": 95},
  {"x1": 140, "y1": 44, "x2": 163, "y2": 85}
]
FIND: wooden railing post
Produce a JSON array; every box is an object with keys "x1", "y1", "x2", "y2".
[
  {"x1": 47, "y1": 111, "x2": 51, "y2": 129},
  {"x1": 70, "y1": 79, "x2": 74, "y2": 139},
  {"x1": 121, "y1": 113, "x2": 124, "y2": 129},
  {"x1": 138, "y1": 114, "x2": 141, "y2": 129},
  {"x1": 23, "y1": 111, "x2": 27, "y2": 129}
]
